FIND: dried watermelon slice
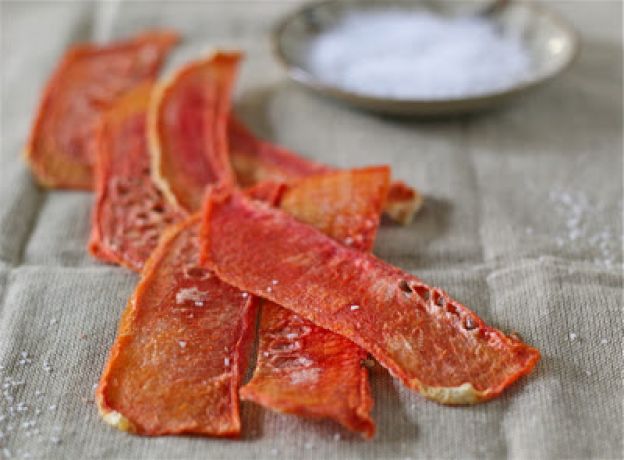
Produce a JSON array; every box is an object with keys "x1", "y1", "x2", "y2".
[
  {"x1": 96, "y1": 215, "x2": 257, "y2": 436},
  {"x1": 150, "y1": 52, "x2": 240, "y2": 212},
  {"x1": 228, "y1": 117, "x2": 330, "y2": 187},
  {"x1": 279, "y1": 166, "x2": 389, "y2": 252},
  {"x1": 228, "y1": 117, "x2": 423, "y2": 224},
  {"x1": 240, "y1": 167, "x2": 390, "y2": 438},
  {"x1": 25, "y1": 30, "x2": 179, "y2": 189},
  {"x1": 200, "y1": 188, "x2": 540, "y2": 405},
  {"x1": 89, "y1": 83, "x2": 185, "y2": 272}
]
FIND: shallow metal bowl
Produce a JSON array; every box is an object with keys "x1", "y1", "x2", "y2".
[{"x1": 273, "y1": 0, "x2": 580, "y2": 116}]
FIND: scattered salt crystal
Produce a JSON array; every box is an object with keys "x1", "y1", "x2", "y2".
[
  {"x1": 350, "y1": 304, "x2": 360, "y2": 311},
  {"x1": 266, "y1": 286, "x2": 273, "y2": 293},
  {"x1": 241, "y1": 292, "x2": 249, "y2": 298},
  {"x1": 48, "y1": 405, "x2": 57, "y2": 412},
  {"x1": 49, "y1": 318, "x2": 58, "y2": 326},
  {"x1": 224, "y1": 358, "x2": 230, "y2": 367},
  {"x1": 344, "y1": 236, "x2": 354, "y2": 246},
  {"x1": 600, "y1": 338, "x2": 609, "y2": 345},
  {"x1": 306, "y1": 10, "x2": 530, "y2": 99},
  {"x1": 50, "y1": 436, "x2": 61, "y2": 445},
  {"x1": 271, "y1": 279, "x2": 279, "y2": 285},
  {"x1": 585, "y1": 370, "x2": 592, "y2": 377},
  {"x1": 176, "y1": 287, "x2": 209, "y2": 306},
  {"x1": 569, "y1": 332, "x2": 578, "y2": 342},
  {"x1": 290, "y1": 368, "x2": 320, "y2": 385},
  {"x1": 178, "y1": 340, "x2": 187, "y2": 349}
]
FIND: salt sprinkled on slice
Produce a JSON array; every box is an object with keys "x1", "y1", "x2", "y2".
[
  {"x1": 177, "y1": 340, "x2": 187, "y2": 349},
  {"x1": 175, "y1": 287, "x2": 209, "y2": 306},
  {"x1": 350, "y1": 304, "x2": 361, "y2": 311},
  {"x1": 306, "y1": 9, "x2": 531, "y2": 99},
  {"x1": 569, "y1": 332, "x2": 578, "y2": 342}
]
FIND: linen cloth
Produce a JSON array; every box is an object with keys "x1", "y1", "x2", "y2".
[{"x1": 0, "y1": 1, "x2": 622, "y2": 458}]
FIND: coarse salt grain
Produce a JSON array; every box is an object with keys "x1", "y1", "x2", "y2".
[
  {"x1": 306, "y1": 10, "x2": 530, "y2": 99},
  {"x1": 175, "y1": 287, "x2": 209, "y2": 306},
  {"x1": 350, "y1": 304, "x2": 360, "y2": 311}
]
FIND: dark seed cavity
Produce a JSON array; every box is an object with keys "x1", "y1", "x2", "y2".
[
  {"x1": 398, "y1": 279, "x2": 412, "y2": 294},
  {"x1": 185, "y1": 266, "x2": 210, "y2": 280}
]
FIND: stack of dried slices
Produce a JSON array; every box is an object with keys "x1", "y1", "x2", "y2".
[{"x1": 23, "y1": 30, "x2": 539, "y2": 439}]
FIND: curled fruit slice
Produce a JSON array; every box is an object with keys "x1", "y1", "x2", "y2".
[
  {"x1": 200, "y1": 188, "x2": 540, "y2": 405},
  {"x1": 228, "y1": 117, "x2": 423, "y2": 224},
  {"x1": 228, "y1": 117, "x2": 330, "y2": 187},
  {"x1": 89, "y1": 83, "x2": 185, "y2": 272},
  {"x1": 150, "y1": 52, "x2": 240, "y2": 212},
  {"x1": 241, "y1": 167, "x2": 390, "y2": 438},
  {"x1": 25, "y1": 30, "x2": 179, "y2": 189},
  {"x1": 96, "y1": 215, "x2": 257, "y2": 436}
]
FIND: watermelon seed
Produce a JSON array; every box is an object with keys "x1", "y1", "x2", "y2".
[
  {"x1": 464, "y1": 317, "x2": 476, "y2": 330},
  {"x1": 184, "y1": 266, "x2": 210, "y2": 279},
  {"x1": 398, "y1": 279, "x2": 412, "y2": 294},
  {"x1": 116, "y1": 182, "x2": 129, "y2": 196}
]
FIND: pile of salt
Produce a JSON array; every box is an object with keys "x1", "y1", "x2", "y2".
[{"x1": 306, "y1": 10, "x2": 531, "y2": 99}]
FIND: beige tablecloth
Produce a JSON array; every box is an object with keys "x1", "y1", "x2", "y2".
[{"x1": 0, "y1": 1, "x2": 622, "y2": 459}]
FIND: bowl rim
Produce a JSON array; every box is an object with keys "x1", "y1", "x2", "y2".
[{"x1": 271, "y1": 0, "x2": 581, "y2": 107}]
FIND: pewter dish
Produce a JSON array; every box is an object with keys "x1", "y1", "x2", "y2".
[{"x1": 273, "y1": 0, "x2": 580, "y2": 116}]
